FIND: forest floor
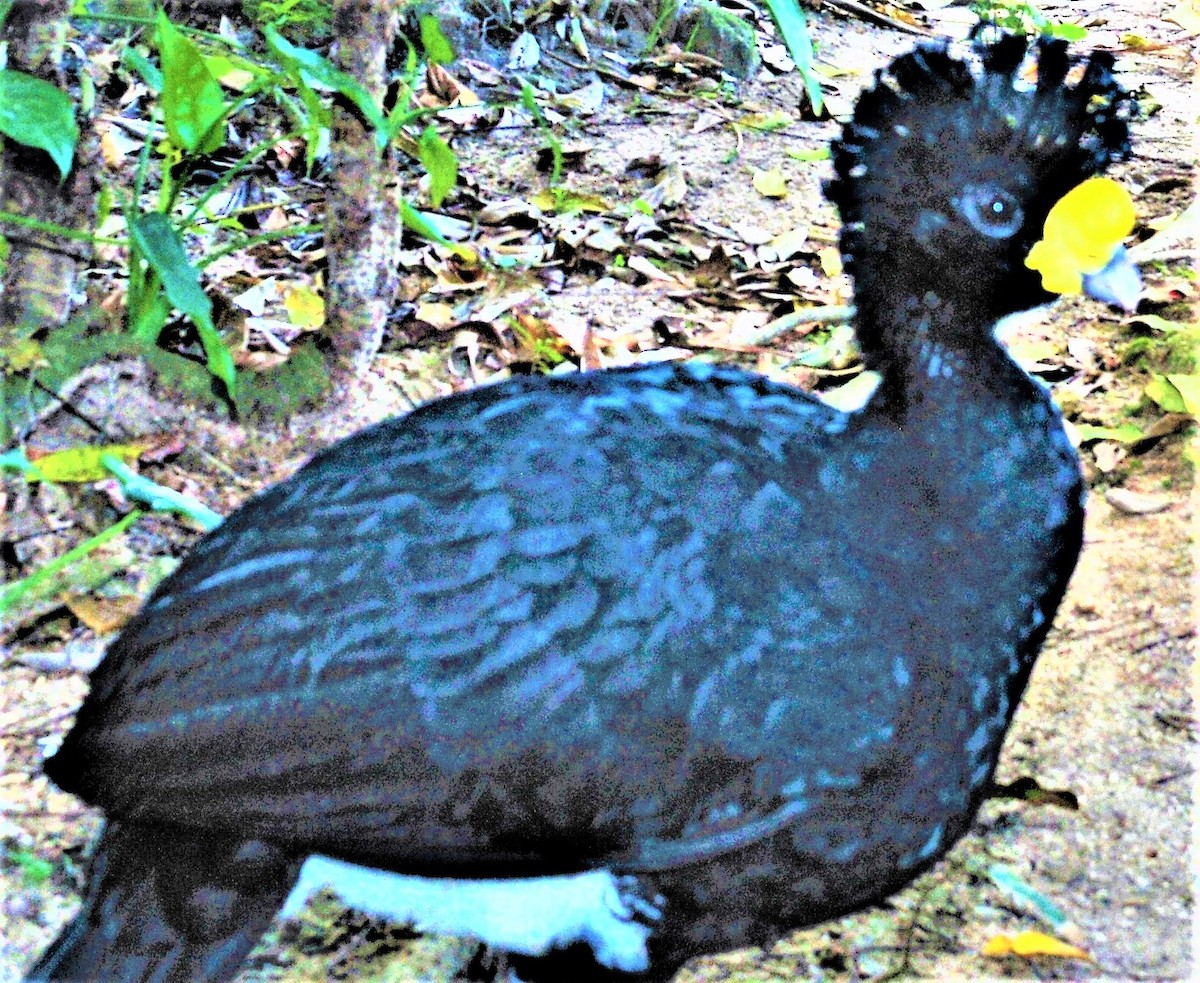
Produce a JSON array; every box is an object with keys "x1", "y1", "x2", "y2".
[{"x1": 1, "y1": 1, "x2": 1195, "y2": 981}]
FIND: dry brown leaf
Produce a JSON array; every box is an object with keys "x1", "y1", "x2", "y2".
[{"x1": 63, "y1": 595, "x2": 143, "y2": 634}]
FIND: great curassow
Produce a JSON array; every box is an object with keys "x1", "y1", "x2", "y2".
[{"x1": 27, "y1": 31, "x2": 1138, "y2": 983}]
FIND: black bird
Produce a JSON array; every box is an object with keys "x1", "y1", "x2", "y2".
[{"x1": 27, "y1": 32, "x2": 1137, "y2": 983}]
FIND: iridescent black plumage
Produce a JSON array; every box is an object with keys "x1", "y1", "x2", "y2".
[{"x1": 29, "y1": 33, "x2": 1134, "y2": 983}]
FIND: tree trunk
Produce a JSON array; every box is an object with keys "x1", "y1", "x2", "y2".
[{"x1": 323, "y1": 0, "x2": 403, "y2": 392}]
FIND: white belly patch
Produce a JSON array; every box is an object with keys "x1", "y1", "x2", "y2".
[{"x1": 281, "y1": 855, "x2": 657, "y2": 973}]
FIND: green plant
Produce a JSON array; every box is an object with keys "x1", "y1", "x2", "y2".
[
  {"x1": 971, "y1": 0, "x2": 1088, "y2": 40},
  {"x1": 1, "y1": 8, "x2": 462, "y2": 411},
  {"x1": 245, "y1": 0, "x2": 332, "y2": 45}
]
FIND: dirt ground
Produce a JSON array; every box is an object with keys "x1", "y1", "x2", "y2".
[{"x1": 1, "y1": 2, "x2": 1195, "y2": 982}]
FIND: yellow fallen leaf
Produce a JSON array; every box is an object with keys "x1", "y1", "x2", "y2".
[
  {"x1": 752, "y1": 167, "x2": 788, "y2": 199},
  {"x1": 818, "y1": 245, "x2": 842, "y2": 277},
  {"x1": 284, "y1": 286, "x2": 325, "y2": 330},
  {"x1": 416, "y1": 302, "x2": 455, "y2": 328},
  {"x1": 64, "y1": 594, "x2": 143, "y2": 634},
  {"x1": 27, "y1": 443, "x2": 149, "y2": 483},
  {"x1": 982, "y1": 931, "x2": 1092, "y2": 961},
  {"x1": 529, "y1": 189, "x2": 611, "y2": 215}
]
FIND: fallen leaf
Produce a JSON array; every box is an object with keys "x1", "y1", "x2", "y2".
[
  {"x1": 63, "y1": 594, "x2": 143, "y2": 634},
  {"x1": 1105, "y1": 488, "x2": 1172, "y2": 514},
  {"x1": 284, "y1": 286, "x2": 325, "y2": 329},
  {"x1": 752, "y1": 167, "x2": 788, "y2": 198},
  {"x1": 26, "y1": 443, "x2": 149, "y2": 483},
  {"x1": 818, "y1": 245, "x2": 842, "y2": 277},
  {"x1": 982, "y1": 931, "x2": 1092, "y2": 961},
  {"x1": 767, "y1": 226, "x2": 809, "y2": 260},
  {"x1": 417, "y1": 302, "x2": 456, "y2": 328},
  {"x1": 1165, "y1": 0, "x2": 1200, "y2": 34}
]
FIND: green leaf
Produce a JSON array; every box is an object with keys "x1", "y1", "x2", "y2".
[
  {"x1": 1126, "y1": 313, "x2": 1182, "y2": 333},
  {"x1": 8, "y1": 850, "x2": 54, "y2": 886},
  {"x1": 1074, "y1": 423, "x2": 1144, "y2": 444},
  {"x1": 1045, "y1": 22, "x2": 1088, "y2": 41},
  {"x1": 122, "y1": 47, "x2": 163, "y2": 93},
  {"x1": 1166, "y1": 373, "x2": 1200, "y2": 416},
  {"x1": 398, "y1": 198, "x2": 474, "y2": 261},
  {"x1": 129, "y1": 212, "x2": 236, "y2": 397},
  {"x1": 418, "y1": 125, "x2": 458, "y2": 208},
  {"x1": 762, "y1": 0, "x2": 823, "y2": 115},
  {"x1": 1145, "y1": 374, "x2": 1187, "y2": 414},
  {"x1": 419, "y1": 14, "x2": 455, "y2": 65},
  {"x1": 0, "y1": 510, "x2": 142, "y2": 616},
  {"x1": 129, "y1": 288, "x2": 171, "y2": 345},
  {"x1": 265, "y1": 26, "x2": 385, "y2": 147},
  {"x1": 785, "y1": 146, "x2": 830, "y2": 162},
  {"x1": 0, "y1": 69, "x2": 78, "y2": 179},
  {"x1": 156, "y1": 12, "x2": 228, "y2": 153}
]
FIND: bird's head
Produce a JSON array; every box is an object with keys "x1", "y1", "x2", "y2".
[{"x1": 827, "y1": 32, "x2": 1138, "y2": 362}]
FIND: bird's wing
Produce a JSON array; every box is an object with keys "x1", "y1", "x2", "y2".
[{"x1": 49, "y1": 364, "x2": 907, "y2": 874}]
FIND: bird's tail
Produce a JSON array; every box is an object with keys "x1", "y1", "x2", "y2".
[{"x1": 26, "y1": 819, "x2": 301, "y2": 983}]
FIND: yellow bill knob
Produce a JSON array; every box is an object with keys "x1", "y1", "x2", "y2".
[{"x1": 1025, "y1": 177, "x2": 1136, "y2": 296}]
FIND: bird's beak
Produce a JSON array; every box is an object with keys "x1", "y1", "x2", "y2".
[
  {"x1": 1082, "y1": 244, "x2": 1142, "y2": 313},
  {"x1": 1025, "y1": 176, "x2": 1141, "y2": 312}
]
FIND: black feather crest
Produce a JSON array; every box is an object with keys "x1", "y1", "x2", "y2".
[{"x1": 827, "y1": 32, "x2": 1135, "y2": 276}]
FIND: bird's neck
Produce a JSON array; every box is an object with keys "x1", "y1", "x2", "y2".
[{"x1": 857, "y1": 298, "x2": 1044, "y2": 427}]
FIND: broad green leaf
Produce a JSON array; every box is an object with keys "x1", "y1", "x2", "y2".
[
  {"x1": 265, "y1": 26, "x2": 385, "y2": 147},
  {"x1": 129, "y1": 212, "x2": 236, "y2": 396},
  {"x1": 1145, "y1": 374, "x2": 1187, "y2": 414},
  {"x1": 129, "y1": 288, "x2": 171, "y2": 345},
  {"x1": 418, "y1": 125, "x2": 458, "y2": 207},
  {"x1": 0, "y1": 69, "x2": 78, "y2": 179},
  {"x1": 1074, "y1": 423, "x2": 1144, "y2": 444},
  {"x1": 157, "y1": 12, "x2": 227, "y2": 153},
  {"x1": 419, "y1": 14, "x2": 455, "y2": 65},
  {"x1": 1166, "y1": 373, "x2": 1200, "y2": 416},
  {"x1": 1045, "y1": 23, "x2": 1088, "y2": 42}
]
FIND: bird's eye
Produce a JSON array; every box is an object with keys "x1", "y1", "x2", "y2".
[{"x1": 960, "y1": 185, "x2": 1024, "y2": 239}]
